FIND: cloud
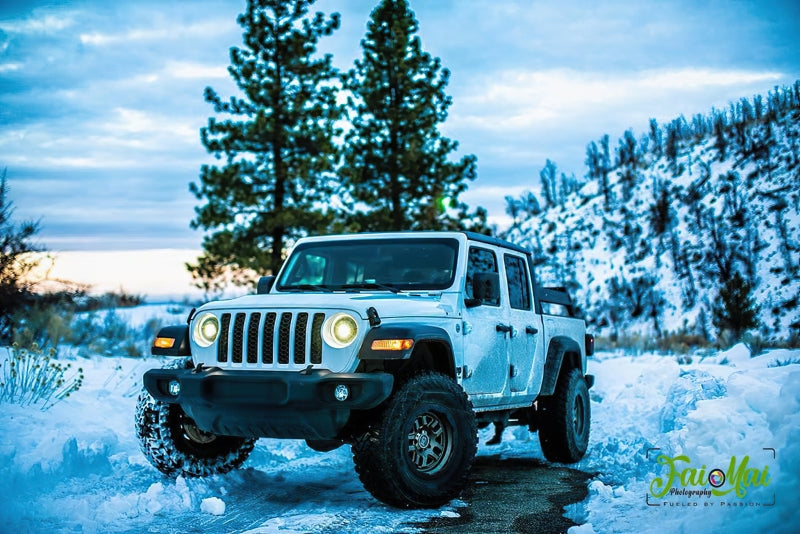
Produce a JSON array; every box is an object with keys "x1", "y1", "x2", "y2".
[
  {"x1": 461, "y1": 183, "x2": 531, "y2": 228},
  {"x1": 0, "y1": 13, "x2": 74, "y2": 34},
  {"x1": 1, "y1": 104, "x2": 204, "y2": 170},
  {"x1": 165, "y1": 61, "x2": 228, "y2": 80},
  {"x1": 637, "y1": 68, "x2": 784, "y2": 90},
  {"x1": 79, "y1": 19, "x2": 235, "y2": 46},
  {"x1": 455, "y1": 67, "x2": 784, "y2": 133},
  {"x1": 0, "y1": 62, "x2": 21, "y2": 72}
]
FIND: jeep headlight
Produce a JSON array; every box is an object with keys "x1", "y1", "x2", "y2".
[
  {"x1": 323, "y1": 313, "x2": 359, "y2": 348},
  {"x1": 193, "y1": 312, "x2": 220, "y2": 348}
]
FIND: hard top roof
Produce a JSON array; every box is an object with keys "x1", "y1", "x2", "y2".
[{"x1": 295, "y1": 230, "x2": 531, "y2": 256}]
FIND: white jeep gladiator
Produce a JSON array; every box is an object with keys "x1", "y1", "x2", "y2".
[{"x1": 136, "y1": 231, "x2": 594, "y2": 508}]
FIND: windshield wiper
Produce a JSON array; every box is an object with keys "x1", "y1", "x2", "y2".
[
  {"x1": 279, "y1": 284, "x2": 334, "y2": 292},
  {"x1": 339, "y1": 282, "x2": 401, "y2": 294}
]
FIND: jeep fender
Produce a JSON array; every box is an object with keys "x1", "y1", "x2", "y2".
[
  {"x1": 539, "y1": 336, "x2": 584, "y2": 397},
  {"x1": 357, "y1": 324, "x2": 453, "y2": 363}
]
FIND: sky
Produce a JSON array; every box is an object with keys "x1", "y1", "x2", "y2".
[{"x1": 1, "y1": 0, "x2": 799, "y2": 298}]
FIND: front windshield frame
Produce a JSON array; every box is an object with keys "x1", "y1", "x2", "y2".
[{"x1": 276, "y1": 238, "x2": 460, "y2": 292}]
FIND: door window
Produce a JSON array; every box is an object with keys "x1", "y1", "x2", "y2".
[
  {"x1": 504, "y1": 254, "x2": 531, "y2": 310},
  {"x1": 465, "y1": 247, "x2": 500, "y2": 306}
]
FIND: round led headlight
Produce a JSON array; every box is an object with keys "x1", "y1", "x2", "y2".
[
  {"x1": 323, "y1": 313, "x2": 359, "y2": 348},
  {"x1": 193, "y1": 312, "x2": 220, "y2": 348}
]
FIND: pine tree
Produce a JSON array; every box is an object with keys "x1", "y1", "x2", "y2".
[
  {"x1": 648, "y1": 118, "x2": 662, "y2": 157},
  {"x1": 504, "y1": 191, "x2": 540, "y2": 231},
  {"x1": 189, "y1": 0, "x2": 342, "y2": 291},
  {"x1": 616, "y1": 130, "x2": 639, "y2": 202},
  {"x1": 664, "y1": 121, "x2": 682, "y2": 175},
  {"x1": 712, "y1": 271, "x2": 759, "y2": 341},
  {"x1": 585, "y1": 135, "x2": 612, "y2": 209},
  {"x1": 540, "y1": 159, "x2": 557, "y2": 208},
  {"x1": 341, "y1": 0, "x2": 480, "y2": 232},
  {"x1": 0, "y1": 169, "x2": 42, "y2": 342}
]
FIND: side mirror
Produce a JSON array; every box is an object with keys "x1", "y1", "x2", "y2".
[
  {"x1": 257, "y1": 275, "x2": 276, "y2": 295},
  {"x1": 467, "y1": 271, "x2": 500, "y2": 307}
]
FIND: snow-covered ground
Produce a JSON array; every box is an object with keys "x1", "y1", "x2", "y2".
[{"x1": 2, "y1": 307, "x2": 798, "y2": 533}]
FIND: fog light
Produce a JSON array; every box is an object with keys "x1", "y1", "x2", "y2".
[
  {"x1": 168, "y1": 380, "x2": 181, "y2": 396},
  {"x1": 334, "y1": 384, "x2": 349, "y2": 402}
]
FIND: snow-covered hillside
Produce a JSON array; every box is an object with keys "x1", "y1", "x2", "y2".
[
  {"x1": 2, "y1": 306, "x2": 798, "y2": 533},
  {"x1": 507, "y1": 82, "x2": 800, "y2": 343}
]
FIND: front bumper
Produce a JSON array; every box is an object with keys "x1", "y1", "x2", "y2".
[{"x1": 143, "y1": 366, "x2": 393, "y2": 440}]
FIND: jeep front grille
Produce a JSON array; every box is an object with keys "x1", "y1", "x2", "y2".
[{"x1": 217, "y1": 311, "x2": 326, "y2": 367}]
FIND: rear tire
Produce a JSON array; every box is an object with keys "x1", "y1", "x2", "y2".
[
  {"x1": 538, "y1": 367, "x2": 590, "y2": 463},
  {"x1": 352, "y1": 372, "x2": 477, "y2": 508},
  {"x1": 135, "y1": 358, "x2": 256, "y2": 477}
]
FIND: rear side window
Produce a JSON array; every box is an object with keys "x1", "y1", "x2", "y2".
[
  {"x1": 465, "y1": 247, "x2": 500, "y2": 306},
  {"x1": 504, "y1": 254, "x2": 531, "y2": 310}
]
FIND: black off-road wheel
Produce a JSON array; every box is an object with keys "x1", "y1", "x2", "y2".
[
  {"x1": 352, "y1": 372, "x2": 477, "y2": 508},
  {"x1": 538, "y1": 367, "x2": 591, "y2": 463},
  {"x1": 135, "y1": 359, "x2": 256, "y2": 477}
]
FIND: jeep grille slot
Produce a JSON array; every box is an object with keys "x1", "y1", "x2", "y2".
[
  {"x1": 247, "y1": 313, "x2": 261, "y2": 363},
  {"x1": 262, "y1": 312, "x2": 276, "y2": 364},
  {"x1": 278, "y1": 313, "x2": 292, "y2": 364},
  {"x1": 214, "y1": 310, "x2": 328, "y2": 368},
  {"x1": 232, "y1": 313, "x2": 246, "y2": 363},
  {"x1": 294, "y1": 313, "x2": 309, "y2": 364},
  {"x1": 311, "y1": 313, "x2": 325, "y2": 364},
  {"x1": 217, "y1": 313, "x2": 231, "y2": 363}
]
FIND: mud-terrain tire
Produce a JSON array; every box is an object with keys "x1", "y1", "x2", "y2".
[
  {"x1": 135, "y1": 358, "x2": 256, "y2": 477},
  {"x1": 352, "y1": 372, "x2": 477, "y2": 508},
  {"x1": 538, "y1": 367, "x2": 590, "y2": 463}
]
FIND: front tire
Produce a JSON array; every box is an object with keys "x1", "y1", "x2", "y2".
[
  {"x1": 538, "y1": 367, "x2": 590, "y2": 463},
  {"x1": 352, "y1": 372, "x2": 477, "y2": 508},
  {"x1": 135, "y1": 359, "x2": 256, "y2": 477}
]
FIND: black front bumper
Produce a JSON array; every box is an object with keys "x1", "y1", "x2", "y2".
[{"x1": 143, "y1": 366, "x2": 394, "y2": 440}]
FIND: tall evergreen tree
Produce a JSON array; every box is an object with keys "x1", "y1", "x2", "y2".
[
  {"x1": 189, "y1": 0, "x2": 342, "y2": 291},
  {"x1": 341, "y1": 0, "x2": 481, "y2": 232}
]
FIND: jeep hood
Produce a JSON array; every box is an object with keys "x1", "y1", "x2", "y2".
[{"x1": 197, "y1": 291, "x2": 460, "y2": 320}]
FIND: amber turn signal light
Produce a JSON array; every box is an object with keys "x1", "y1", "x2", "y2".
[
  {"x1": 370, "y1": 339, "x2": 414, "y2": 351},
  {"x1": 154, "y1": 337, "x2": 176, "y2": 349}
]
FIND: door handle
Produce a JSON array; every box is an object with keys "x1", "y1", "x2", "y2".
[
  {"x1": 496, "y1": 324, "x2": 512, "y2": 334},
  {"x1": 526, "y1": 326, "x2": 539, "y2": 335}
]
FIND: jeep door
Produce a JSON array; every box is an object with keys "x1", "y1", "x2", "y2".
[
  {"x1": 461, "y1": 245, "x2": 507, "y2": 396},
  {"x1": 503, "y1": 252, "x2": 544, "y2": 394}
]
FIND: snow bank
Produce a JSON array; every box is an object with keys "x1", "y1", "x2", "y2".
[
  {"x1": 567, "y1": 345, "x2": 800, "y2": 534},
  {"x1": 0, "y1": 352, "x2": 440, "y2": 533}
]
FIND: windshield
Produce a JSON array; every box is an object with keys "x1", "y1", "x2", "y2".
[{"x1": 277, "y1": 238, "x2": 459, "y2": 292}]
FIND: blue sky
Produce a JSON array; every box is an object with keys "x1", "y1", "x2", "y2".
[{"x1": 1, "y1": 0, "x2": 798, "y2": 295}]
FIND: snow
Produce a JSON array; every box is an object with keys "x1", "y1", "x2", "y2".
[
  {"x1": 566, "y1": 347, "x2": 800, "y2": 534},
  {"x1": 200, "y1": 496, "x2": 226, "y2": 516},
  {"x1": 505, "y1": 102, "x2": 800, "y2": 342},
  {"x1": 2, "y1": 333, "x2": 799, "y2": 533}
]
